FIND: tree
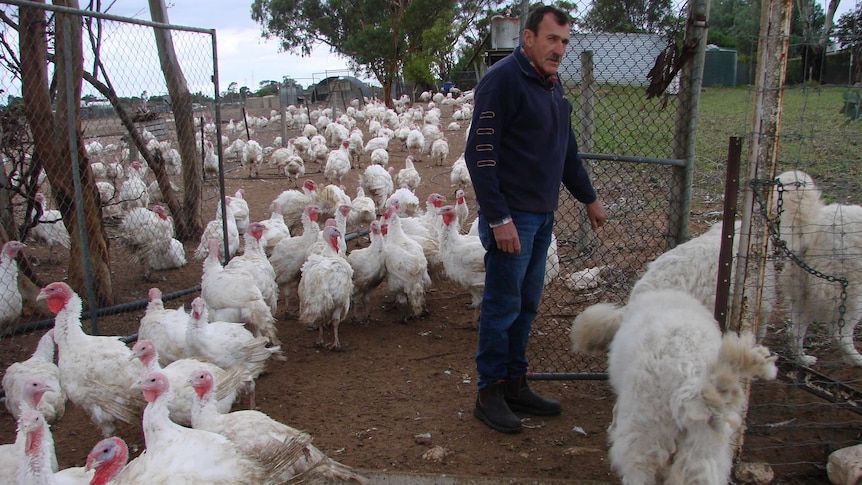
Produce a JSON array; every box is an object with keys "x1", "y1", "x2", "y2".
[
  {"x1": 795, "y1": 0, "x2": 839, "y2": 83},
  {"x1": 835, "y1": 4, "x2": 861, "y2": 83},
  {"x1": 19, "y1": 0, "x2": 115, "y2": 305},
  {"x1": 250, "y1": 0, "x2": 499, "y2": 107},
  {"x1": 582, "y1": 0, "x2": 676, "y2": 33}
]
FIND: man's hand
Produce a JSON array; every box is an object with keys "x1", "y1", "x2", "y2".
[
  {"x1": 586, "y1": 201, "x2": 607, "y2": 230},
  {"x1": 493, "y1": 221, "x2": 520, "y2": 254}
]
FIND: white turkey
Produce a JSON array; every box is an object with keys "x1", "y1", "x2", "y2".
[
  {"x1": 396, "y1": 155, "x2": 421, "y2": 193},
  {"x1": 348, "y1": 219, "x2": 387, "y2": 323},
  {"x1": 348, "y1": 186, "x2": 377, "y2": 232},
  {"x1": 270, "y1": 204, "x2": 322, "y2": 315},
  {"x1": 454, "y1": 188, "x2": 470, "y2": 233},
  {"x1": 29, "y1": 193, "x2": 71, "y2": 263},
  {"x1": 137, "y1": 287, "x2": 190, "y2": 366},
  {"x1": 274, "y1": 178, "x2": 317, "y2": 234},
  {"x1": 130, "y1": 339, "x2": 245, "y2": 427},
  {"x1": 16, "y1": 407, "x2": 93, "y2": 484},
  {"x1": 359, "y1": 164, "x2": 394, "y2": 213},
  {"x1": 228, "y1": 188, "x2": 250, "y2": 235},
  {"x1": 430, "y1": 135, "x2": 449, "y2": 166},
  {"x1": 118, "y1": 161, "x2": 149, "y2": 212},
  {"x1": 185, "y1": 297, "x2": 284, "y2": 410},
  {"x1": 0, "y1": 240, "x2": 25, "y2": 334},
  {"x1": 324, "y1": 141, "x2": 351, "y2": 185},
  {"x1": 37, "y1": 282, "x2": 146, "y2": 437},
  {"x1": 2, "y1": 329, "x2": 66, "y2": 423},
  {"x1": 241, "y1": 139, "x2": 264, "y2": 178},
  {"x1": 387, "y1": 186, "x2": 421, "y2": 218},
  {"x1": 369, "y1": 147, "x2": 389, "y2": 167},
  {"x1": 193, "y1": 197, "x2": 240, "y2": 261},
  {"x1": 438, "y1": 205, "x2": 485, "y2": 326},
  {"x1": 450, "y1": 153, "x2": 471, "y2": 192},
  {"x1": 298, "y1": 225, "x2": 354, "y2": 349},
  {"x1": 257, "y1": 200, "x2": 291, "y2": 256},
  {"x1": 225, "y1": 222, "x2": 278, "y2": 316},
  {"x1": 125, "y1": 371, "x2": 300, "y2": 484},
  {"x1": 381, "y1": 205, "x2": 431, "y2": 320},
  {"x1": 405, "y1": 126, "x2": 424, "y2": 156},
  {"x1": 119, "y1": 205, "x2": 186, "y2": 281},
  {"x1": 201, "y1": 238, "x2": 280, "y2": 346},
  {"x1": 189, "y1": 368, "x2": 368, "y2": 483},
  {"x1": 0, "y1": 380, "x2": 60, "y2": 480}
]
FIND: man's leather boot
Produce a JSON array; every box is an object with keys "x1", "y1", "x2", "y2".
[
  {"x1": 504, "y1": 375, "x2": 562, "y2": 416},
  {"x1": 474, "y1": 381, "x2": 522, "y2": 433}
]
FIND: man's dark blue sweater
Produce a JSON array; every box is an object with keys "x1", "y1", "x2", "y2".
[{"x1": 464, "y1": 47, "x2": 597, "y2": 225}]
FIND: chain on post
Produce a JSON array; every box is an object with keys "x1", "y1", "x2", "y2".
[{"x1": 750, "y1": 177, "x2": 850, "y2": 332}]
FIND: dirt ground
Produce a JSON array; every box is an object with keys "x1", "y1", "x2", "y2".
[
  {"x1": 0, "y1": 98, "x2": 850, "y2": 484},
  {"x1": 0, "y1": 99, "x2": 621, "y2": 483}
]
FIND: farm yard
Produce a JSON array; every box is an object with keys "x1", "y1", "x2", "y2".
[
  {"x1": 1, "y1": 83, "x2": 861, "y2": 484},
  {"x1": 0, "y1": 95, "x2": 627, "y2": 483}
]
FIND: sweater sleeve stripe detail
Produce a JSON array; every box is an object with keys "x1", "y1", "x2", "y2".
[
  {"x1": 476, "y1": 144, "x2": 494, "y2": 152},
  {"x1": 479, "y1": 111, "x2": 495, "y2": 119},
  {"x1": 476, "y1": 159, "x2": 496, "y2": 167},
  {"x1": 476, "y1": 128, "x2": 494, "y2": 135}
]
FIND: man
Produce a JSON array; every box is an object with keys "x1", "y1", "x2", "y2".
[{"x1": 465, "y1": 5, "x2": 607, "y2": 434}]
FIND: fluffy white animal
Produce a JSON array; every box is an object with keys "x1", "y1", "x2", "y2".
[
  {"x1": 120, "y1": 205, "x2": 186, "y2": 280},
  {"x1": 773, "y1": 170, "x2": 862, "y2": 366},
  {"x1": 29, "y1": 193, "x2": 71, "y2": 263},
  {"x1": 570, "y1": 289, "x2": 777, "y2": 485},
  {"x1": 194, "y1": 197, "x2": 240, "y2": 261},
  {"x1": 396, "y1": 155, "x2": 421, "y2": 192},
  {"x1": 359, "y1": 164, "x2": 395, "y2": 213},
  {"x1": 450, "y1": 154, "x2": 471, "y2": 191},
  {"x1": 324, "y1": 141, "x2": 352, "y2": 185},
  {"x1": 2, "y1": 330, "x2": 66, "y2": 423},
  {"x1": 228, "y1": 189, "x2": 251, "y2": 235},
  {"x1": 570, "y1": 220, "x2": 775, "y2": 353},
  {"x1": 118, "y1": 161, "x2": 149, "y2": 212},
  {"x1": 137, "y1": 287, "x2": 190, "y2": 366},
  {"x1": 298, "y1": 226, "x2": 354, "y2": 349},
  {"x1": 0, "y1": 240, "x2": 25, "y2": 333},
  {"x1": 38, "y1": 282, "x2": 146, "y2": 437}
]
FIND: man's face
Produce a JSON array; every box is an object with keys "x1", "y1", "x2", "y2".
[{"x1": 523, "y1": 13, "x2": 570, "y2": 77}]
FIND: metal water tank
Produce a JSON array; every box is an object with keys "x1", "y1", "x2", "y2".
[{"x1": 491, "y1": 16, "x2": 520, "y2": 49}]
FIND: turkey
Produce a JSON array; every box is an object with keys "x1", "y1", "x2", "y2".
[
  {"x1": 130, "y1": 339, "x2": 244, "y2": 427},
  {"x1": 381, "y1": 205, "x2": 431, "y2": 320},
  {"x1": 347, "y1": 128, "x2": 364, "y2": 167},
  {"x1": 119, "y1": 205, "x2": 186, "y2": 281},
  {"x1": 225, "y1": 222, "x2": 279, "y2": 316},
  {"x1": 189, "y1": 368, "x2": 368, "y2": 484},
  {"x1": 203, "y1": 140, "x2": 218, "y2": 176},
  {"x1": 405, "y1": 126, "x2": 424, "y2": 156},
  {"x1": 314, "y1": 183, "x2": 352, "y2": 222},
  {"x1": 202, "y1": 238, "x2": 280, "y2": 346},
  {"x1": 0, "y1": 379, "x2": 61, "y2": 481},
  {"x1": 270, "y1": 205, "x2": 322, "y2": 315},
  {"x1": 359, "y1": 164, "x2": 394, "y2": 213},
  {"x1": 369, "y1": 147, "x2": 389, "y2": 167},
  {"x1": 186, "y1": 297, "x2": 284, "y2": 409},
  {"x1": 2, "y1": 329, "x2": 66, "y2": 423},
  {"x1": 16, "y1": 407, "x2": 93, "y2": 484},
  {"x1": 28, "y1": 193, "x2": 71, "y2": 263},
  {"x1": 257, "y1": 200, "x2": 291, "y2": 256},
  {"x1": 37, "y1": 282, "x2": 146, "y2": 437},
  {"x1": 274, "y1": 178, "x2": 317, "y2": 234},
  {"x1": 125, "y1": 371, "x2": 301, "y2": 484},
  {"x1": 363, "y1": 131, "x2": 391, "y2": 156},
  {"x1": 396, "y1": 155, "x2": 421, "y2": 193},
  {"x1": 387, "y1": 186, "x2": 421, "y2": 218},
  {"x1": 454, "y1": 188, "x2": 470, "y2": 233},
  {"x1": 241, "y1": 139, "x2": 264, "y2": 178},
  {"x1": 348, "y1": 219, "x2": 387, "y2": 323},
  {"x1": 348, "y1": 186, "x2": 377, "y2": 232},
  {"x1": 450, "y1": 153, "x2": 471, "y2": 191},
  {"x1": 324, "y1": 140, "x2": 351, "y2": 185},
  {"x1": 430, "y1": 135, "x2": 449, "y2": 166},
  {"x1": 298, "y1": 225, "x2": 354, "y2": 349},
  {"x1": 193, "y1": 197, "x2": 240, "y2": 261},
  {"x1": 0, "y1": 240, "x2": 25, "y2": 334},
  {"x1": 137, "y1": 287, "x2": 190, "y2": 366},
  {"x1": 438, "y1": 205, "x2": 485, "y2": 326},
  {"x1": 118, "y1": 161, "x2": 149, "y2": 212},
  {"x1": 228, "y1": 188, "x2": 251, "y2": 235}
]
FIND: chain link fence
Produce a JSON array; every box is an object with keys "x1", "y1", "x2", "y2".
[{"x1": 0, "y1": 1, "x2": 221, "y2": 339}]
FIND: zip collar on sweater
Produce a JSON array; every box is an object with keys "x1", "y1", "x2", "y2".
[{"x1": 516, "y1": 46, "x2": 558, "y2": 90}]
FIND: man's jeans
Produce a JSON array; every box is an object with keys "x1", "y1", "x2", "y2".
[{"x1": 475, "y1": 210, "x2": 554, "y2": 389}]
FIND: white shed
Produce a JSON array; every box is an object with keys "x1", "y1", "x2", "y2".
[{"x1": 560, "y1": 33, "x2": 667, "y2": 88}]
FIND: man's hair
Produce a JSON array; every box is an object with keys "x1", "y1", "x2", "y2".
[{"x1": 525, "y1": 5, "x2": 571, "y2": 34}]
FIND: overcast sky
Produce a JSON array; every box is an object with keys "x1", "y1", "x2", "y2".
[{"x1": 106, "y1": 0, "x2": 355, "y2": 92}]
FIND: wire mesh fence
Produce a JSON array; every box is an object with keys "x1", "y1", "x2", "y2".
[{"x1": 0, "y1": 1, "x2": 220, "y2": 338}]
